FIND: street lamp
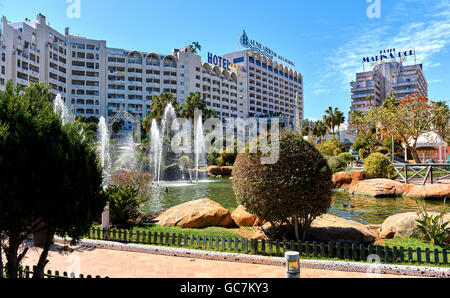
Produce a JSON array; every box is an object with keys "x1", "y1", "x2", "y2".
[{"x1": 285, "y1": 251, "x2": 300, "y2": 278}]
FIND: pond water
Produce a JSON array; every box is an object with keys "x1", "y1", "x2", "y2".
[{"x1": 141, "y1": 178, "x2": 446, "y2": 225}]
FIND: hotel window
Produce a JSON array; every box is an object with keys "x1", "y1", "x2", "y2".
[{"x1": 249, "y1": 57, "x2": 255, "y2": 63}]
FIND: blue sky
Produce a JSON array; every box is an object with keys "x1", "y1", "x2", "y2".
[{"x1": 0, "y1": 0, "x2": 449, "y2": 121}]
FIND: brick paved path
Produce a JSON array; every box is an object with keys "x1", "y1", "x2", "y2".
[{"x1": 20, "y1": 244, "x2": 419, "y2": 278}]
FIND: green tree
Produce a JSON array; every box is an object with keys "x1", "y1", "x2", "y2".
[
  {"x1": 233, "y1": 132, "x2": 333, "y2": 241},
  {"x1": 301, "y1": 120, "x2": 311, "y2": 136},
  {"x1": 312, "y1": 120, "x2": 327, "y2": 143},
  {"x1": 432, "y1": 101, "x2": 450, "y2": 141},
  {"x1": 180, "y1": 92, "x2": 215, "y2": 121},
  {"x1": 143, "y1": 93, "x2": 182, "y2": 134},
  {"x1": 190, "y1": 41, "x2": 202, "y2": 54},
  {"x1": 334, "y1": 109, "x2": 346, "y2": 141},
  {"x1": 0, "y1": 81, "x2": 106, "y2": 278},
  {"x1": 316, "y1": 139, "x2": 345, "y2": 157},
  {"x1": 76, "y1": 116, "x2": 99, "y2": 142},
  {"x1": 323, "y1": 107, "x2": 335, "y2": 137},
  {"x1": 377, "y1": 94, "x2": 435, "y2": 163}
]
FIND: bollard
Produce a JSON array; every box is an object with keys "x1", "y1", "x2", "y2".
[{"x1": 285, "y1": 251, "x2": 300, "y2": 278}]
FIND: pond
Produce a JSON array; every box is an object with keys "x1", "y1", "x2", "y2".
[{"x1": 141, "y1": 178, "x2": 446, "y2": 225}]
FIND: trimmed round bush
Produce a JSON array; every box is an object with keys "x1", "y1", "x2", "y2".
[
  {"x1": 364, "y1": 153, "x2": 395, "y2": 179},
  {"x1": 232, "y1": 132, "x2": 333, "y2": 240}
]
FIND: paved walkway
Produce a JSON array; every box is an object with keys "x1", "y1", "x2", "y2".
[{"x1": 21, "y1": 245, "x2": 417, "y2": 278}]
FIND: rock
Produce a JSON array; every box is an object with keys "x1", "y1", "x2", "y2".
[
  {"x1": 308, "y1": 214, "x2": 376, "y2": 244},
  {"x1": 155, "y1": 198, "x2": 232, "y2": 228},
  {"x1": 231, "y1": 205, "x2": 257, "y2": 227},
  {"x1": 351, "y1": 170, "x2": 367, "y2": 185},
  {"x1": 220, "y1": 166, "x2": 233, "y2": 176},
  {"x1": 404, "y1": 184, "x2": 450, "y2": 200},
  {"x1": 380, "y1": 212, "x2": 450, "y2": 241},
  {"x1": 162, "y1": 164, "x2": 183, "y2": 181},
  {"x1": 365, "y1": 224, "x2": 382, "y2": 237},
  {"x1": 332, "y1": 172, "x2": 353, "y2": 189},
  {"x1": 207, "y1": 166, "x2": 221, "y2": 176},
  {"x1": 349, "y1": 179, "x2": 407, "y2": 198}
]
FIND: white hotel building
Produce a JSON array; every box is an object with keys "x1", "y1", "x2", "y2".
[
  {"x1": 350, "y1": 61, "x2": 428, "y2": 114},
  {"x1": 0, "y1": 14, "x2": 303, "y2": 129}
]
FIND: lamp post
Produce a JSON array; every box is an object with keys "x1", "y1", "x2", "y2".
[{"x1": 285, "y1": 251, "x2": 300, "y2": 278}]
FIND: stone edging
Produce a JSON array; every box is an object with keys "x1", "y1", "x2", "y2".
[{"x1": 54, "y1": 237, "x2": 449, "y2": 278}]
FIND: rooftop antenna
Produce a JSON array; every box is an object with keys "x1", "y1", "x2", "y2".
[{"x1": 414, "y1": 47, "x2": 417, "y2": 65}]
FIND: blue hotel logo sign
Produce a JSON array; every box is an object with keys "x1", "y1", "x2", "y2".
[
  {"x1": 208, "y1": 53, "x2": 241, "y2": 71},
  {"x1": 240, "y1": 30, "x2": 295, "y2": 67}
]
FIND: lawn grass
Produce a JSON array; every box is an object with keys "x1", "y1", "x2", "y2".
[
  {"x1": 384, "y1": 237, "x2": 449, "y2": 251},
  {"x1": 95, "y1": 223, "x2": 241, "y2": 239}
]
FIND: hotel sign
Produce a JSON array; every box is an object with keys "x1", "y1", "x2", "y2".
[
  {"x1": 240, "y1": 30, "x2": 295, "y2": 67},
  {"x1": 208, "y1": 53, "x2": 241, "y2": 71},
  {"x1": 362, "y1": 48, "x2": 415, "y2": 66}
]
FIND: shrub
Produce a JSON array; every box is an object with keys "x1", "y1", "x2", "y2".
[
  {"x1": 105, "y1": 185, "x2": 148, "y2": 226},
  {"x1": 316, "y1": 139, "x2": 345, "y2": 157},
  {"x1": 326, "y1": 156, "x2": 348, "y2": 174},
  {"x1": 338, "y1": 152, "x2": 356, "y2": 164},
  {"x1": 363, "y1": 153, "x2": 395, "y2": 179},
  {"x1": 233, "y1": 132, "x2": 333, "y2": 241},
  {"x1": 109, "y1": 169, "x2": 152, "y2": 199},
  {"x1": 416, "y1": 201, "x2": 449, "y2": 247}
]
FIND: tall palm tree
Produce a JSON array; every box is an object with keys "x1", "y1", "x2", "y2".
[
  {"x1": 334, "y1": 109, "x2": 346, "y2": 141},
  {"x1": 323, "y1": 107, "x2": 335, "y2": 138}
]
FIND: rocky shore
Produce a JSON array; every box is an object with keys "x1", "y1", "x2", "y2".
[{"x1": 333, "y1": 171, "x2": 450, "y2": 200}]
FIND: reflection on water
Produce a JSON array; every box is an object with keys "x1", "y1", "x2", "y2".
[
  {"x1": 142, "y1": 179, "x2": 237, "y2": 214},
  {"x1": 141, "y1": 179, "x2": 446, "y2": 225},
  {"x1": 330, "y1": 191, "x2": 445, "y2": 224}
]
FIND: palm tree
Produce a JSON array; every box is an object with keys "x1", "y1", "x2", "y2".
[
  {"x1": 334, "y1": 109, "x2": 345, "y2": 141},
  {"x1": 302, "y1": 120, "x2": 311, "y2": 136},
  {"x1": 180, "y1": 92, "x2": 215, "y2": 121},
  {"x1": 190, "y1": 42, "x2": 202, "y2": 54},
  {"x1": 142, "y1": 93, "x2": 181, "y2": 134},
  {"x1": 323, "y1": 107, "x2": 335, "y2": 138},
  {"x1": 312, "y1": 121, "x2": 327, "y2": 143}
]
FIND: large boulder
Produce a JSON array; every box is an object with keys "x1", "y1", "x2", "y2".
[
  {"x1": 155, "y1": 199, "x2": 232, "y2": 228},
  {"x1": 220, "y1": 166, "x2": 233, "y2": 176},
  {"x1": 380, "y1": 212, "x2": 450, "y2": 241},
  {"x1": 207, "y1": 166, "x2": 221, "y2": 176},
  {"x1": 308, "y1": 214, "x2": 376, "y2": 244},
  {"x1": 404, "y1": 184, "x2": 450, "y2": 200},
  {"x1": 231, "y1": 205, "x2": 257, "y2": 227},
  {"x1": 332, "y1": 172, "x2": 353, "y2": 189},
  {"x1": 349, "y1": 179, "x2": 407, "y2": 198}
]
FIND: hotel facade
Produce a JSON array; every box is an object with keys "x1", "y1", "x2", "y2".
[
  {"x1": 0, "y1": 14, "x2": 303, "y2": 129},
  {"x1": 350, "y1": 60, "x2": 428, "y2": 114}
]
